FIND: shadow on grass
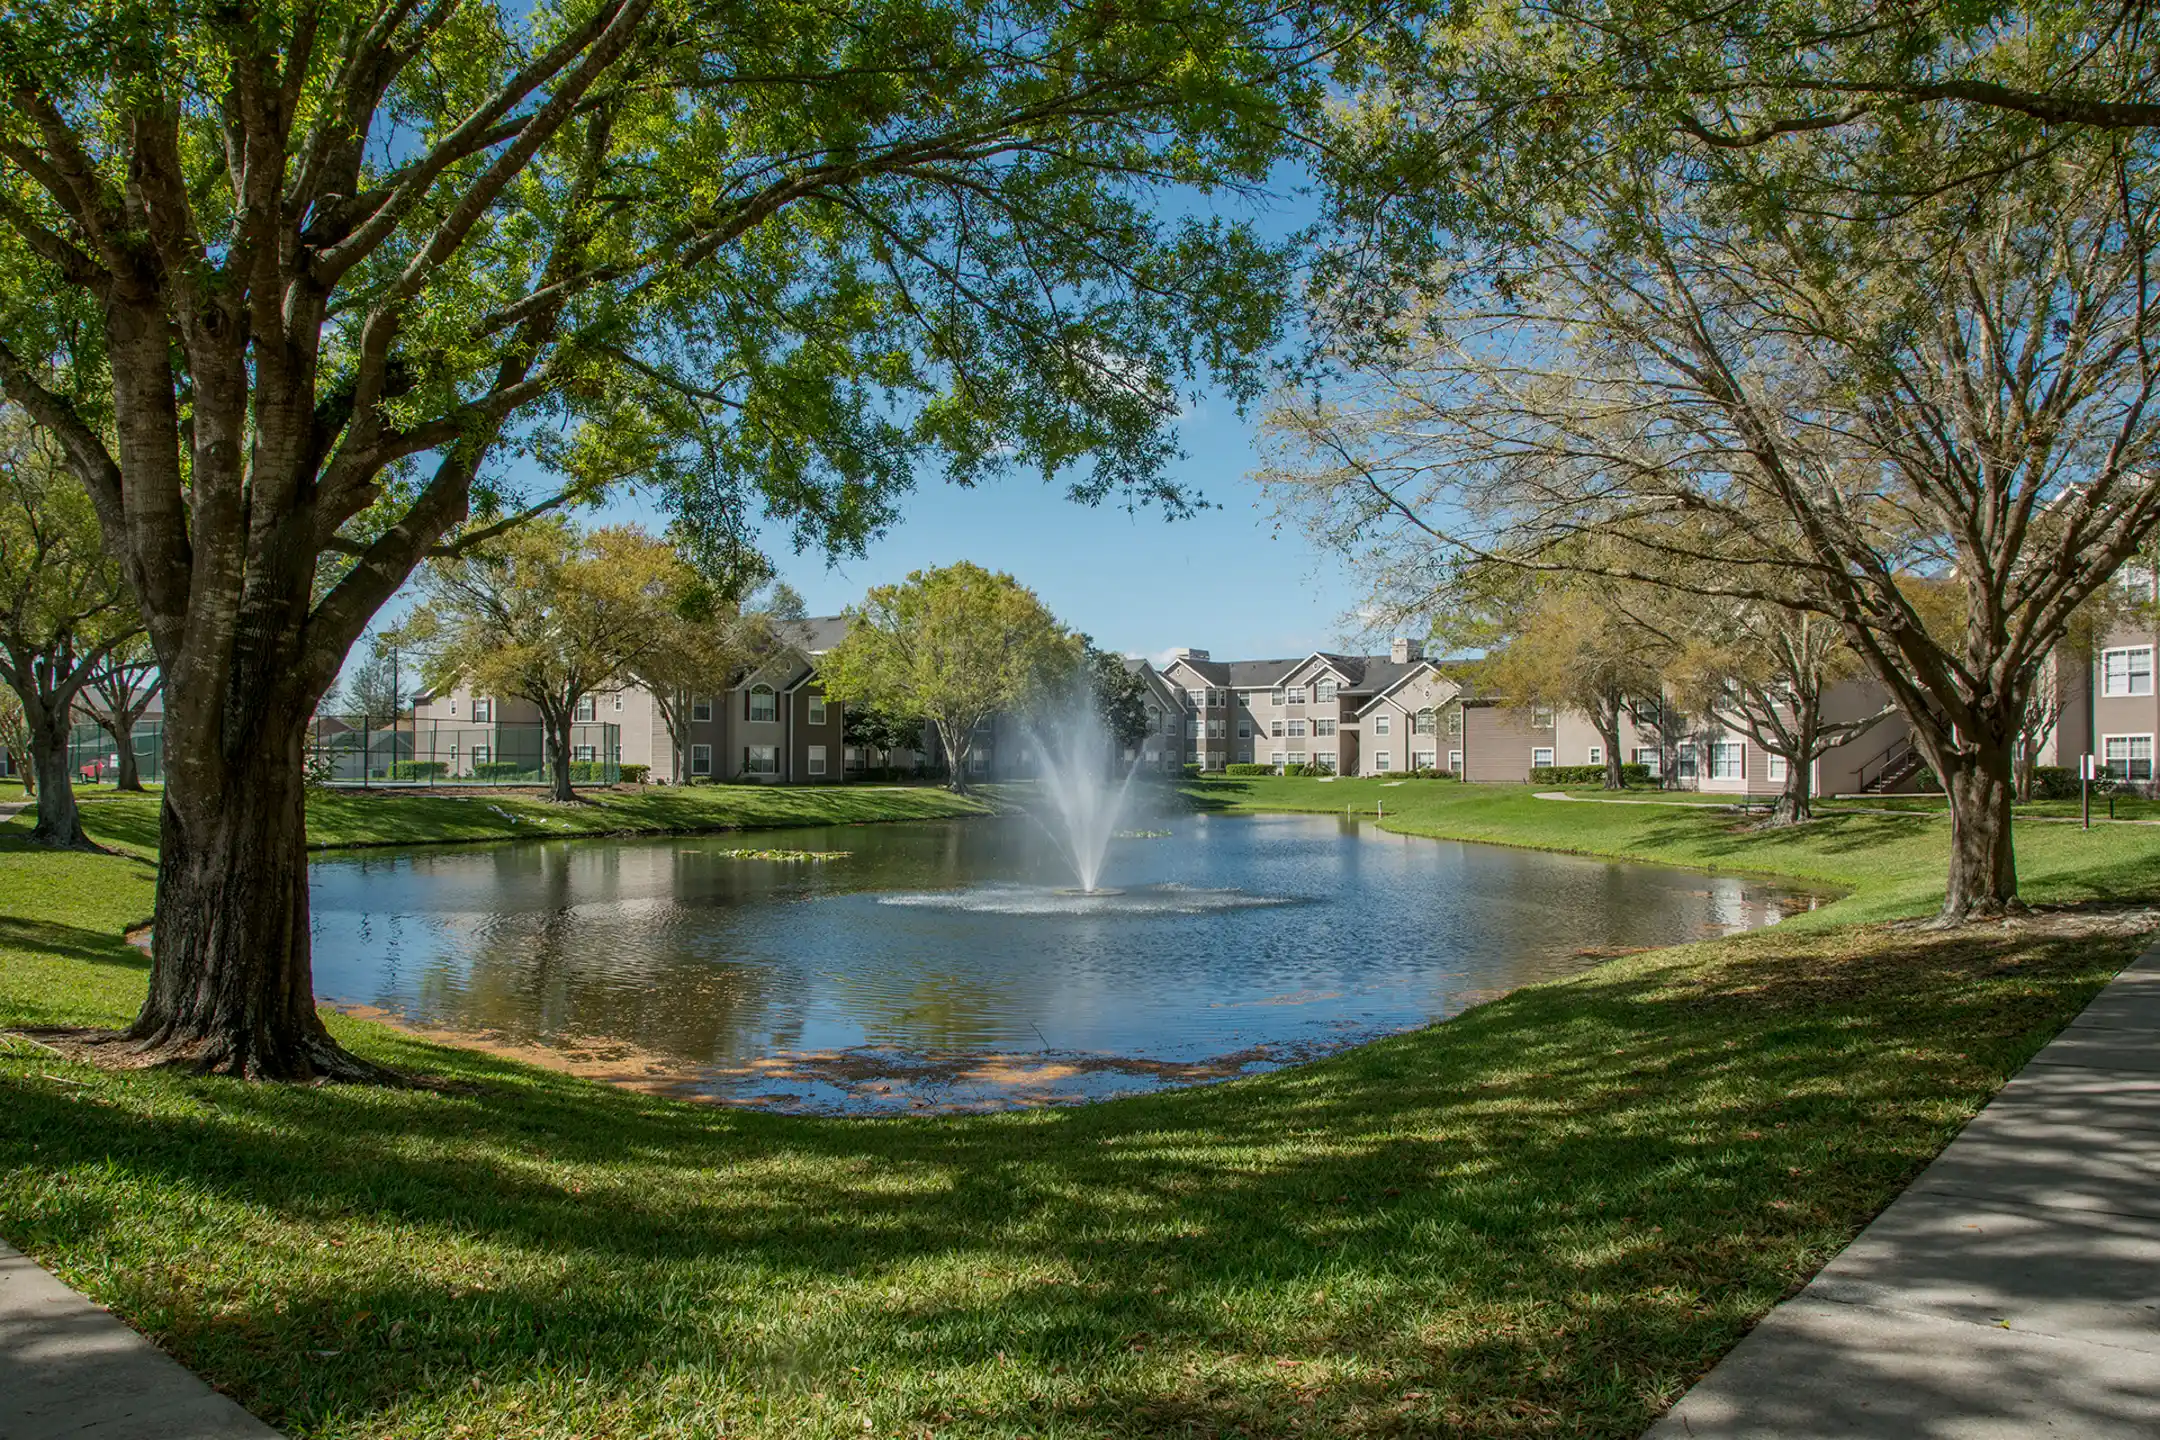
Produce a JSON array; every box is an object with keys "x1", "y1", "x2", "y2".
[
  {"x1": 1, "y1": 918, "x2": 2140, "y2": 1438},
  {"x1": 0, "y1": 917, "x2": 148, "y2": 972}
]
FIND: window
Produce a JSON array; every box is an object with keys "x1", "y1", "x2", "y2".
[
  {"x1": 1315, "y1": 718, "x2": 1337, "y2": 737},
  {"x1": 690, "y1": 743, "x2": 712, "y2": 776},
  {"x1": 1530, "y1": 704, "x2": 1556, "y2": 729},
  {"x1": 1189, "y1": 688, "x2": 1210, "y2": 709},
  {"x1": 1207, "y1": 717, "x2": 1224, "y2": 738},
  {"x1": 1447, "y1": 708, "x2": 1463, "y2": 739},
  {"x1": 1677, "y1": 743, "x2": 1699, "y2": 780},
  {"x1": 1414, "y1": 750, "x2": 1437, "y2": 771},
  {"x1": 2121, "y1": 563, "x2": 2157, "y2": 602},
  {"x1": 692, "y1": 696, "x2": 712, "y2": 723},
  {"x1": 1288, "y1": 719, "x2": 1307, "y2": 737},
  {"x1": 1237, "y1": 748, "x2": 1253, "y2": 765},
  {"x1": 1373, "y1": 713, "x2": 1391, "y2": 736},
  {"x1": 807, "y1": 744, "x2": 827, "y2": 776},
  {"x1": 470, "y1": 744, "x2": 490, "y2": 767},
  {"x1": 1237, "y1": 719, "x2": 1251, "y2": 738},
  {"x1": 970, "y1": 750, "x2": 989, "y2": 774},
  {"x1": 1710, "y1": 742, "x2": 1745, "y2": 780},
  {"x1": 808, "y1": 695, "x2": 827, "y2": 725},
  {"x1": 2104, "y1": 734, "x2": 2154, "y2": 781},
  {"x1": 448, "y1": 696, "x2": 458, "y2": 716},
  {"x1": 1271, "y1": 688, "x2": 1287, "y2": 706},
  {"x1": 1633, "y1": 746, "x2": 1661, "y2": 776},
  {"x1": 1316, "y1": 679, "x2": 1337, "y2": 702},
  {"x1": 1373, "y1": 752, "x2": 1393, "y2": 772},
  {"x1": 472, "y1": 697, "x2": 492, "y2": 723},
  {"x1": 1187, "y1": 716, "x2": 1200, "y2": 739},
  {"x1": 573, "y1": 744, "x2": 596, "y2": 763},
  {"x1": 1631, "y1": 696, "x2": 1662, "y2": 726},
  {"x1": 748, "y1": 685, "x2": 777, "y2": 722},
  {"x1": 1271, "y1": 751, "x2": 1286, "y2": 769},
  {"x1": 1288, "y1": 750, "x2": 1308, "y2": 765},
  {"x1": 1532, "y1": 746, "x2": 1555, "y2": 767},
  {"x1": 1316, "y1": 752, "x2": 1337, "y2": 772},
  {"x1": 1586, "y1": 745, "x2": 1603, "y2": 766},
  {"x1": 744, "y1": 745, "x2": 779, "y2": 775},
  {"x1": 1413, "y1": 709, "x2": 1436, "y2": 736},
  {"x1": 1271, "y1": 719, "x2": 1284, "y2": 738},
  {"x1": 1767, "y1": 753, "x2": 1789, "y2": 782},
  {"x1": 1286, "y1": 686, "x2": 1305, "y2": 705},
  {"x1": 2103, "y1": 647, "x2": 2154, "y2": 697},
  {"x1": 613, "y1": 692, "x2": 624, "y2": 712},
  {"x1": 574, "y1": 695, "x2": 596, "y2": 723},
  {"x1": 1444, "y1": 749, "x2": 1460, "y2": 773},
  {"x1": 1162, "y1": 712, "x2": 1179, "y2": 736}
]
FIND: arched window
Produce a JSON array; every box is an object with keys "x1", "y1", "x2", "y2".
[
  {"x1": 1413, "y1": 707, "x2": 1436, "y2": 736},
  {"x1": 748, "y1": 684, "x2": 777, "y2": 723}
]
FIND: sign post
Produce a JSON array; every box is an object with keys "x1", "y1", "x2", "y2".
[{"x1": 2082, "y1": 753, "x2": 2097, "y2": 830}]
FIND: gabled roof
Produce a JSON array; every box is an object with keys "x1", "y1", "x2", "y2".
[
  {"x1": 1354, "y1": 661, "x2": 1456, "y2": 715},
  {"x1": 775, "y1": 615, "x2": 850, "y2": 654}
]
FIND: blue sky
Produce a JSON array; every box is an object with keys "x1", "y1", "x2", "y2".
[{"x1": 569, "y1": 394, "x2": 1371, "y2": 664}]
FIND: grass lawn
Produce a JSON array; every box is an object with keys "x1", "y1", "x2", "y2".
[
  {"x1": 1, "y1": 780, "x2": 2157, "y2": 1438},
  {"x1": 42, "y1": 780, "x2": 996, "y2": 860}
]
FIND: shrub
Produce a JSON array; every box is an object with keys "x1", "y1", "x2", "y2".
[
  {"x1": 618, "y1": 763, "x2": 650, "y2": 784},
  {"x1": 2030, "y1": 765, "x2": 2081, "y2": 801},
  {"x1": 568, "y1": 760, "x2": 612, "y2": 782},
  {"x1": 1530, "y1": 763, "x2": 1654, "y2": 787},
  {"x1": 1181, "y1": 764, "x2": 1203, "y2": 778},
  {"x1": 471, "y1": 761, "x2": 530, "y2": 782},
  {"x1": 388, "y1": 760, "x2": 449, "y2": 780},
  {"x1": 1225, "y1": 762, "x2": 1275, "y2": 776},
  {"x1": 1403, "y1": 767, "x2": 1456, "y2": 780}
]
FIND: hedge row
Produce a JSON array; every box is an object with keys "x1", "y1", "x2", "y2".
[{"x1": 1530, "y1": 763, "x2": 1656, "y2": 787}]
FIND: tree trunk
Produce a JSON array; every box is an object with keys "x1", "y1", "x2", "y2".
[
  {"x1": 107, "y1": 713, "x2": 143, "y2": 791},
  {"x1": 937, "y1": 718, "x2": 970, "y2": 793},
  {"x1": 1766, "y1": 759, "x2": 1813, "y2": 826},
  {"x1": 1939, "y1": 747, "x2": 2019, "y2": 921},
  {"x1": 124, "y1": 715, "x2": 390, "y2": 1080},
  {"x1": 24, "y1": 693, "x2": 90, "y2": 849},
  {"x1": 548, "y1": 707, "x2": 577, "y2": 802}
]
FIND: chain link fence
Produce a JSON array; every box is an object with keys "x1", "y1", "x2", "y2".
[{"x1": 307, "y1": 716, "x2": 621, "y2": 785}]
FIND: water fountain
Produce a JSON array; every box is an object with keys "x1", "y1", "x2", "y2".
[{"x1": 1026, "y1": 686, "x2": 1142, "y2": 894}]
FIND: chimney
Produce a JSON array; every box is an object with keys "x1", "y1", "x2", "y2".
[
  {"x1": 1171, "y1": 647, "x2": 1210, "y2": 663},
  {"x1": 1390, "y1": 637, "x2": 1423, "y2": 663}
]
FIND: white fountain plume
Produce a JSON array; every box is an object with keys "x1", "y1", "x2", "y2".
[{"x1": 1026, "y1": 686, "x2": 1143, "y2": 894}]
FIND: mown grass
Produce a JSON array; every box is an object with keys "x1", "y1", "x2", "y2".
[
  {"x1": 45, "y1": 781, "x2": 995, "y2": 860},
  {"x1": 1, "y1": 782, "x2": 2156, "y2": 1438}
]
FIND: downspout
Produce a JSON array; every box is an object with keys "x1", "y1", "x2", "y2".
[{"x1": 785, "y1": 688, "x2": 794, "y2": 785}]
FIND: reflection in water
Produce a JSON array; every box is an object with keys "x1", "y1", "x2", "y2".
[{"x1": 309, "y1": 813, "x2": 1832, "y2": 1113}]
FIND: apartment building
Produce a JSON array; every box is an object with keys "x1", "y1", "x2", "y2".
[{"x1": 1156, "y1": 639, "x2": 1458, "y2": 774}]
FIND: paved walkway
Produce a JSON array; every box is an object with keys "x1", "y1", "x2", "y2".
[
  {"x1": 0, "y1": 1242, "x2": 279, "y2": 1438},
  {"x1": 1647, "y1": 940, "x2": 2160, "y2": 1438}
]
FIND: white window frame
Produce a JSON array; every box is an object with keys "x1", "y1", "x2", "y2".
[
  {"x1": 745, "y1": 744, "x2": 780, "y2": 776},
  {"x1": 574, "y1": 694, "x2": 596, "y2": 723},
  {"x1": 2104, "y1": 733, "x2": 2154, "y2": 781},
  {"x1": 1633, "y1": 746, "x2": 1662, "y2": 776},
  {"x1": 447, "y1": 696, "x2": 458, "y2": 716},
  {"x1": 1315, "y1": 718, "x2": 1337, "y2": 737},
  {"x1": 1316, "y1": 679, "x2": 1338, "y2": 703},
  {"x1": 1288, "y1": 750, "x2": 1308, "y2": 765},
  {"x1": 1237, "y1": 719, "x2": 1251, "y2": 738},
  {"x1": 472, "y1": 697, "x2": 492, "y2": 723},
  {"x1": 470, "y1": 744, "x2": 490, "y2": 767},
  {"x1": 1373, "y1": 713, "x2": 1391, "y2": 736},
  {"x1": 1586, "y1": 745, "x2": 1603, "y2": 766},
  {"x1": 1316, "y1": 751, "x2": 1338, "y2": 772},
  {"x1": 1236, "y1": 748, "x2": 1253, "y2": 765},
  {"x1": 1288, "y1": 719, "x2": 1307, "y2": 738},
  {"x1": 1444, "y1": 749, "x2": 1460, "y2": 773},
  {"x1": 807, "y1": 744, "x2": 828, "y2": 776},
  {"x1": 1414, "y1": 750, "x2": 1437, "y2": 771},
  {"x1": 1286, "y1": 686, "x2": 1306, "y2": 705},
  {"x1": 807, "y1": 695, "x2": 827, "y2": 725},
  {"x1": 1271, "y1": 751, "x2": 1286, "y2": 768},
  {"x1": 1413, "y1": 708, "x2": 1435, "y2": 736},
  {"x1": 1372, "y1": 752, "x2": 1393, "y2": 772},
  {"x1": 1530, "y1": 704, "x2": 1556, "y2": 729},
  {"x1": 1710, "y1": 741, "x2": 1745, "y2": 780},
  {"x1": 1766, "y1": 753, "x2": 1790, "y2": 782},
  {"x1": 748, "y1": 685, "x2": 778, "y2": 723},
  {"x1": 1532, "y1": 746, "x2": 1555, "y2": 767},
  {"x1": 573, "y1": 744, "x2": 596, "y2": 763},
  {"x1": 690, "y1": 743, "x2": 712, "y2": 776},
  {"x1": 1677, "y1": 743, "x2": 1699, "y2": 780},
  {"x1": 613, "y1": 692, "x2": 624, "y2": 712},
  {"x1": 691, "y1": 696, "x2": 712, "y2": 723},
  {"x1": 2102, "y1": 646, "x2": 2154, "y2": 697},
  {"x1": 1271, "y1": 687, "x2": 1287, "y2": 706}
]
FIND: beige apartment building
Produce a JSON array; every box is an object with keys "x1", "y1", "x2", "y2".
[{"x1": 1157, "y1": 639, "x2": 1459, "y2": 774}]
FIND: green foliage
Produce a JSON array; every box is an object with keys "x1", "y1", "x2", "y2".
[
  {"x1": 470, "y1": 762, "x2": 531, "y2": 783},
  {"x1": 1225, "y1": 762, "x2": 1276, "y2": 776},
  {"x1": 386, "y1": 762, "x2": 449, "y2": 781},
  {"x1": 618, "y1": 764, "x2": 651, "y2": 785},
  {"x1": 1533, "y1": 764, "x2": 1654, "y2": 787},
  {"x1": 840, "y1": 703, "x2": 927, "y2": 756},
  {"x1": 818, "y1": 563, "x2": 1080, "y2": 787},
  {"x1": 1084, "y1": 642, "x2": 1151, "y2": 751}
]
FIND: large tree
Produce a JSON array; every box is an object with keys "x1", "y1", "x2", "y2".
[
  {"x1": 412, "y1": 522, "x2": 684, "y2": 801},
  {"x1": 1085, "y1": 641, "x2": 1152, "y2": 758},
  {"x1": 819, "y1": 562, "x2": 1081, "y2": 791},
  {"x1": 81, "y1": 633, "x2": 163, "y2": 793},
  {"x1": 0, "y1": 415, "x2": 137, "y2": 847},
  {"x1": 0, "y1": 0, "x2": 1331, "y2": 1077},
  {"x1": 1274, "y1": 137, "x2": 2160, "y2": 920}
]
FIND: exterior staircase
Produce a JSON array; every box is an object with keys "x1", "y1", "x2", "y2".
[{"x1": 1858, "y1": 737, "x2": 1927, "y2": 794}]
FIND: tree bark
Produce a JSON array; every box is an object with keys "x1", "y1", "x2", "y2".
[
  {"x1": 1766, "y1": 758, "x2": 1813, "y2": 826},
  {"x1": 124, "y1": 714, "x2": 391, "y2": 1080},
  {"x1": 547, "y1": 705, "x2": 578, "y2": 802},
  {"x1": 936, "y1": 717, "x2": 971, "y2": 793},
  {"x1": 104, "y1": 711, "x2": 143, "y2": 791},
  {"x1": 1593, "y1": 697, "x2": 1625, "y2": 790},
  {"x1": 1939, "y1": 747, "x2": 2020, "y2": 921},
  {"x1": 26, "y1": 695, "x2": 90, "y2": 849}
]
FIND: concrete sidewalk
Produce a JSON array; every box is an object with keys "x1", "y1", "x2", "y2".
[
  {"x1": 1647, "y1": 940, "x2": 2160, "y2": 1438},
  {"x1": 0, "y1": 1241, "x2": 280, "y2": 1439}
]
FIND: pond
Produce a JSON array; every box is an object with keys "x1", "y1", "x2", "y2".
[{"x1": 309, "y1": 813, "x2": 1831, "y2": 1113}]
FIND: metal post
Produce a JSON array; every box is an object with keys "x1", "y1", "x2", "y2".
[{"x1": 2082, "y1": 753, "x2": 2093, "y2": 830}]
